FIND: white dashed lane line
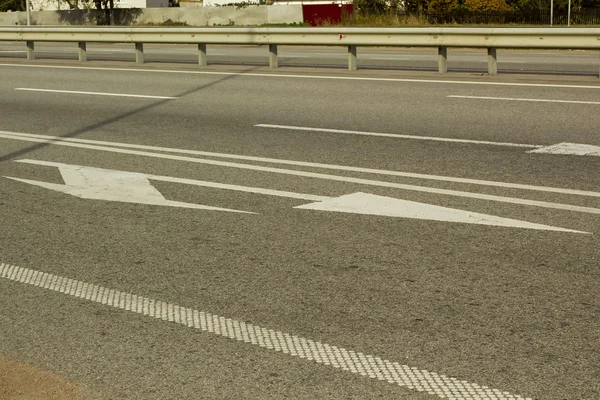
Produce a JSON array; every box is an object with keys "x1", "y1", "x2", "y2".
[{"x1": 0, "y1": 262, "x2": 531, "y2": 400}]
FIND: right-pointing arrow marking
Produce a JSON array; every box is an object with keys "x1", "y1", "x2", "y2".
[
  {"x1": 9, "y1": 160, "x2": 589, "y2": 233},
  {"x1": 295, "y1": 192, "x2": 589, "y2": 234},
  {"x1": 528, "y1": 143, "x2": 600, "y2": 156}
]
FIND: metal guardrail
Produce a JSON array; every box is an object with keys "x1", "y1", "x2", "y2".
[{"x1": 1, "y1": 26, "x2": 600, "y2": 75}]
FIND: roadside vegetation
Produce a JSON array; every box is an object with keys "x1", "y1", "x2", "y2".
[{"x1": 348, "y1": 0, "x2": 600, "y2": 25}]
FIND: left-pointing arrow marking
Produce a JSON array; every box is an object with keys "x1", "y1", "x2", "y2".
[{"x1": 5, "y1": 164, "x2": 254, "y2": 214}]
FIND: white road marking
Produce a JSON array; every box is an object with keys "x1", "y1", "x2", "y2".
[
  {"x1": 448, "y1": 95, "x2": 600, "y2": 105},
  {"x1": 13, "y1": 160, "x2": 585, "y2": 233},
  {"x1": 1, "y1": 63, "x2": 600, "y2": 90},
  {"x1": 0, "y1": 50, "x2": 26, "y2": 53},
  {"x1": 2, "y1": 130, "x2": 599, "y2": 199},
  {"x1": 528, "y1": 142, "x2": 600, "y2": 156},
  {"x1": 14, "y1": 88, "x2": 178, "y2": 100},
  {"x1": 1, "y1": 132, "x2": 599, "y2": 216},
  {"x1": 5, "y1": 163, "x2": 253, "y2": 214},
  {"x1": 0, "y1": 262, "x2": 532, "y2": 400},
  {"x1": 257, "y1": 124, "x2": 600, "y2": 159},
  {"x1": 255, "y1": 124, "x2": 542, "y2": 148},
  {"x1": 149, "y1": 175, "x2": 328, "y2": 201},
  {"x1": 14, "y1": 159, "x2": 328, "y2": 202},
  {"x1": 296, "y1": 192, "x2": 586, "y2": 233}
]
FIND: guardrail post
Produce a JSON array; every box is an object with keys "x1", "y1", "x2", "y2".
[
  {"x1": 487, "y1": 48, "x2": 497, "y2": 76},
  {"x1": 438, "y1": 46, "x2": 447, "y2": 74},
  {"x1": 135, "y1": 43, "x2": 144, "y2": 65},
  {"x1": 26, "y1": 41, "x2": 35, "y2": 60},
  {"x1": 269, "y1": 44, "x2": 278, "y2": 68},
  {"x1": 348, "y1": 45, "x2": 357, "y2": 71},
  {"x1": 198, "y1": 43, "x2": 207, "y2": 67},
  {"x1": 78, "y1": 42, "x2": 87, "y2": 62}
]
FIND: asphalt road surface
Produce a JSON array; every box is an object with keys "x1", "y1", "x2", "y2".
[
  {"x1": 1, "y1": 41, "x2": 600, "y2": 76},
  {"x1": 0, "y1": 58, "x2": 599, "y2": 400}
]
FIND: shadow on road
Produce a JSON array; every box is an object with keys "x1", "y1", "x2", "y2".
[{"x1": 0, "y1": 65, "x2": 259, "y2": 163}]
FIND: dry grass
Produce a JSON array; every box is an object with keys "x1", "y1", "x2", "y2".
[{"x1": 335, "y1": 13, "x2": 432, "y2": 27}]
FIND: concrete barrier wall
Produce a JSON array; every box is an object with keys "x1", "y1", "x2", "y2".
[
  {"x1": 0, "y1": 5, "x2": 303, "y2": 26},
  {"x1": 0, "y1": 12, "x2": 18, "y2": 25}
]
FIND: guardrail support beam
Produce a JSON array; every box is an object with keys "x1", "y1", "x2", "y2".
[
  {"x1": 78, "y1": 42, "x2": 87, "y2": 62},
  {"x1": 438, "y1": 46, "x2": 447, "y2": 74},
  {"x1": 26, "y1": 41, "x2": 35, "y2": 60},
  {"x1": 269, "y1": 44, "x2": 278, "y2": 68},
  {"x1": 135, "y1": 43, "x2": 144, "y2": 65},
  {"x1": 198, "y1": 43, "x2": 207, "y2": 67},
  {"x1": 488, "y1": 48, "x2": 498, "y2": 76},
  {"x1": 348, "y1": 45, "x2": 357, "y2": 71}
]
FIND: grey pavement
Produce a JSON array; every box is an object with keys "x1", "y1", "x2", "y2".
[{"x1": 0, "y1": 60, "x2": 599, "y2": 400}]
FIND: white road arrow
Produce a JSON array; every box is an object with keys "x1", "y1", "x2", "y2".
[
  {"x1": 528, "y1": 143, "x2": 600, "y2": 156},
  {"x1": 295, "y1": 192, "x2": 587, "y2": 233},
  {"x1": 6, "y1": 164, "x2": 253, "y2": 214},
  {"x1": 7, "y1": 160, "x2": 589, "y2": 233}
]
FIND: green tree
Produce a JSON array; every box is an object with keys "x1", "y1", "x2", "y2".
[
  {"x1": 404, "y1": 0, "x2": 430, "y2": 13},
  {"x1": 428, "y1": 0, "x2": 459, "y2": 13},
  {"x1": 464, "y1": 0, "x2": 512, "y2": 12},
  {"x1": 0, "y1": 0, "x2": 25, "y2": 12}
]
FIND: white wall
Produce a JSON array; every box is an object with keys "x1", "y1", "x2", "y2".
[
  {"x1": 204, "y1": 0, "x2": 258, "y2": 6},
  {"x1": 27, "y1": 0, "x2": 168, "y2": 11},
  {"x1": 144, "y1": 0, "x2": 169, "y2": 7},
  {"x1": 0, "y1": 5, "x2": 303, "y2": 25},
  {"x1": 114, "y1": 0, "x2": 148, "y2": 9},
  {"x1": 29, "y1": 0, "x2": 74, "y2": 11},
  {"x1": 0, "y1": 11, "x2": 18, "y2": 25}
]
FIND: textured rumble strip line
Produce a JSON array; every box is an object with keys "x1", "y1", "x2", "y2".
[{"x1": 0, "y1": 262, "x2": 531, "y2": 400}]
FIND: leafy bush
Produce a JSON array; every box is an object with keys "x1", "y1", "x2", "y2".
[
  {"x1": 428, "y1": 0, "x2": 459, "y2": 13},
  {"x1": 464, "y1": 0, "x2": 512, "y2": 12}
]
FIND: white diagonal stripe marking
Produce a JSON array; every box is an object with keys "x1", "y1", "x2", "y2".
[
  {"x1": 0, "y1": 261, "x2": 531, "y2": 400},
  {"x1": 2, "y1": 130, "x2": 598, "y2": 199},
  {"x1": 255, "y1": 124, "x2": 542, "y2": 148},
  {"x1": 448, "y1": 95, "x2": 600, "y2": 105},
  {"x1": 2, "y1": 134, "x2": 599, "y2": 216},
  {"x1": 14, "y1": 88, "x2": 178, "y2": 100}
]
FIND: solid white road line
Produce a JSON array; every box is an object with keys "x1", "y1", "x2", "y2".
[
  {"x1": 1, "y1": 132, "x2": 599, "y2": 216},
  {"x1": 2, "y1": 63, "x2": 600, "y2": 90},
  {"x1": 0, "y1": 262, "x2": 532, "y2": 400},
  {"x1": 14, "y1": 88, "x2": 178, "y2": 100},
  {"x1": 448, "y1": 95, "x2": 600, "y2": 105},
  {"x1": 2, "y1": 130, "x2": 599, "y2": 199},
  {"x1": 255, "y1": 124, "x2": 543, "y2": 149}
]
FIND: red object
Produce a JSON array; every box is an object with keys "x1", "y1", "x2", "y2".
[{"x1": 303, "y1": 4, "x2": 354, "y2": 27}]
